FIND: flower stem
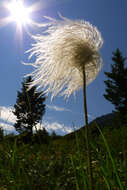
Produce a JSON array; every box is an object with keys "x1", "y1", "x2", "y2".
[{"x1": 83, "y1": 68, "x2": 94, "y2": 190}]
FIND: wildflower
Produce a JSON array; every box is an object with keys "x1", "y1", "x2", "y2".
[
  {"x1": 27, "y1": 14, "x2": 103, "y2": 99},
  {"x1": 26, "y1": 14, "x2": 103, "y2": 190},
  {"x1": 30, "y1": 153, "x2": 35, "y2": 160}
]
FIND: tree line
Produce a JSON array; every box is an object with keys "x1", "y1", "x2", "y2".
[{"x1": 12, "y1": 48, "x2": 127, "y2": 137}]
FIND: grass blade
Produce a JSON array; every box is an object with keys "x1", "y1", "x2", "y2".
[{"x1": 95, "y1": 123, "x2": 124, "y2": 190}]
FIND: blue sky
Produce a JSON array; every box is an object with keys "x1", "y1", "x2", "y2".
[{"x1": 0, "y1": 0, "x2": 127, "y2": 135}]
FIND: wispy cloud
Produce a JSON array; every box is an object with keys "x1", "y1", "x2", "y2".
[
  {"x1": 40, "y1": 0, "x2": 71, "y2": 4},
  {"x1": 72, "y1": 111, "x2": 94, "y2": 120},
  {"x1": 47, "y1": 104, "x2": 71, "y2": 112},
  {"x1": 88, "y1": 114, "x2": 94, "y2": 119}
]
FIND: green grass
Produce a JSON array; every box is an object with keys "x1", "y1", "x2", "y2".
[{"x1": 0, "y1": 124, "x2": 127, "y2": 190}]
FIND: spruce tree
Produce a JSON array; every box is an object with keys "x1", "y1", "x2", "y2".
[
  {"x1": 104, "y1": 48, "x2": 127, "y2": 123},
  {"x1": 13, "y1": 76, "x2": 46, "y2": 134}
]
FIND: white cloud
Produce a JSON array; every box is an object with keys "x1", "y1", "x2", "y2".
[
  {"x1": 0, "y1": 122, "x2": 16, "y2": 135},
  {"x1": 0, "y1": 106, "x2": 94, "y2": 135},
  {"x1": 34, "y1": 121, "x2": 74, "y2": 135},
  {"x1": 44, "y1": 121, "x2": 73, "y2": 135},
  {"x1": 47, "y1": 104, "x2": 71, "y2": 112},
  {"x1": 0, "y1": 106, "x2": 17, "y2": 135},
  {"x1": 0, "y1": 106, "x2": 74, "y2": 136},
  {"x1": 0, "y1": 120, "x2": 73, "y2": 136},
  {"x1": 0, "y1": 106, "x2": 16, "y2": 124}
]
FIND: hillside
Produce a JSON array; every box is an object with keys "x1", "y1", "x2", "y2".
[
  {"x1": 64, "y1": 112, "x2": 116, "y2": 139},
  {"x1": 0, "y1": 112, "x2": 127, "y2": 189}
]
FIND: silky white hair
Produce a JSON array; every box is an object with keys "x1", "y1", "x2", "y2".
[{"x1": 26, "y1": 15, "x2": 103, "y2": 99}]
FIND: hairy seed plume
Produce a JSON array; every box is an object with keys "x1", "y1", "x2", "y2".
[{"x1": 27, "y1": 15, "x2": 103, "y2": 99}]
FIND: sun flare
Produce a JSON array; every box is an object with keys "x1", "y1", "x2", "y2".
[
  {"x1": 7, "y1": 0, "x2": 31, "y2": 26},
  {"x1": 0, "y1": 0, "x2": 41, "y2": 37}
]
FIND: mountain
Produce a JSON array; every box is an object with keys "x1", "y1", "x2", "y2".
[
  {"x1": 65, "y1": 112, "x2": 116, "y2": 138},
  {"x1": 89, "y1": 112, "x2": 116, "y2": 127}
]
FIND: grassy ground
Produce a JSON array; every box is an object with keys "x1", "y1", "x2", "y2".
[{"x1": 0, "y1": 124, "x2": 127, "y2": 190}]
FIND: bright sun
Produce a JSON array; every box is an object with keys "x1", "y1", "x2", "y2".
[
  {"x1": 0, "y1": 0, "x2": 41, "y2": 37},
  {"x1": 7, "y1": 0, "x2": 32, "y2": 26}
]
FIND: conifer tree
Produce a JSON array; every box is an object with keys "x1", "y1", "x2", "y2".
[
  {"x1": 104, "y1": 49, "x2": 127, "y2": 123},
  {"x1": 13, "y1": 76, "x2": 46, "y2": 134}
]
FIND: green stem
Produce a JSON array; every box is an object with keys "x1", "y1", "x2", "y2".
[{"x1": 83, "y1": 68, "x2": 94, "y2": 190}]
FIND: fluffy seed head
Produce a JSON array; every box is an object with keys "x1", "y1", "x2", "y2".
[{"x1": 27, "y1": 15, "x2": 103, "y2": 99}]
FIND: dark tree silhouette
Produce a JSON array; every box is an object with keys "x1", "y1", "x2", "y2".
[
  {"x1": 104, "y1": 48, "x2": 127, "y2": 123},
  {"x1": 34, "y1": 127, "x2": 50, "y2": 144},
  {"x1": 13, "y1": 76, "x2": 46, "y2": 134}
]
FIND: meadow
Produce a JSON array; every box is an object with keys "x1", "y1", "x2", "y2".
[{"x1": 0, "y1": 122, "x2": 127, "y2": 190}]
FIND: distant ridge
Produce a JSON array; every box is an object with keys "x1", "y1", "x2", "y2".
[
  {"x1": 65, "y1": 112, "x2": 116, "y2": 138},
  {"x1": 89, "y1": 112, "x2": 116, "y2": 127}
]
